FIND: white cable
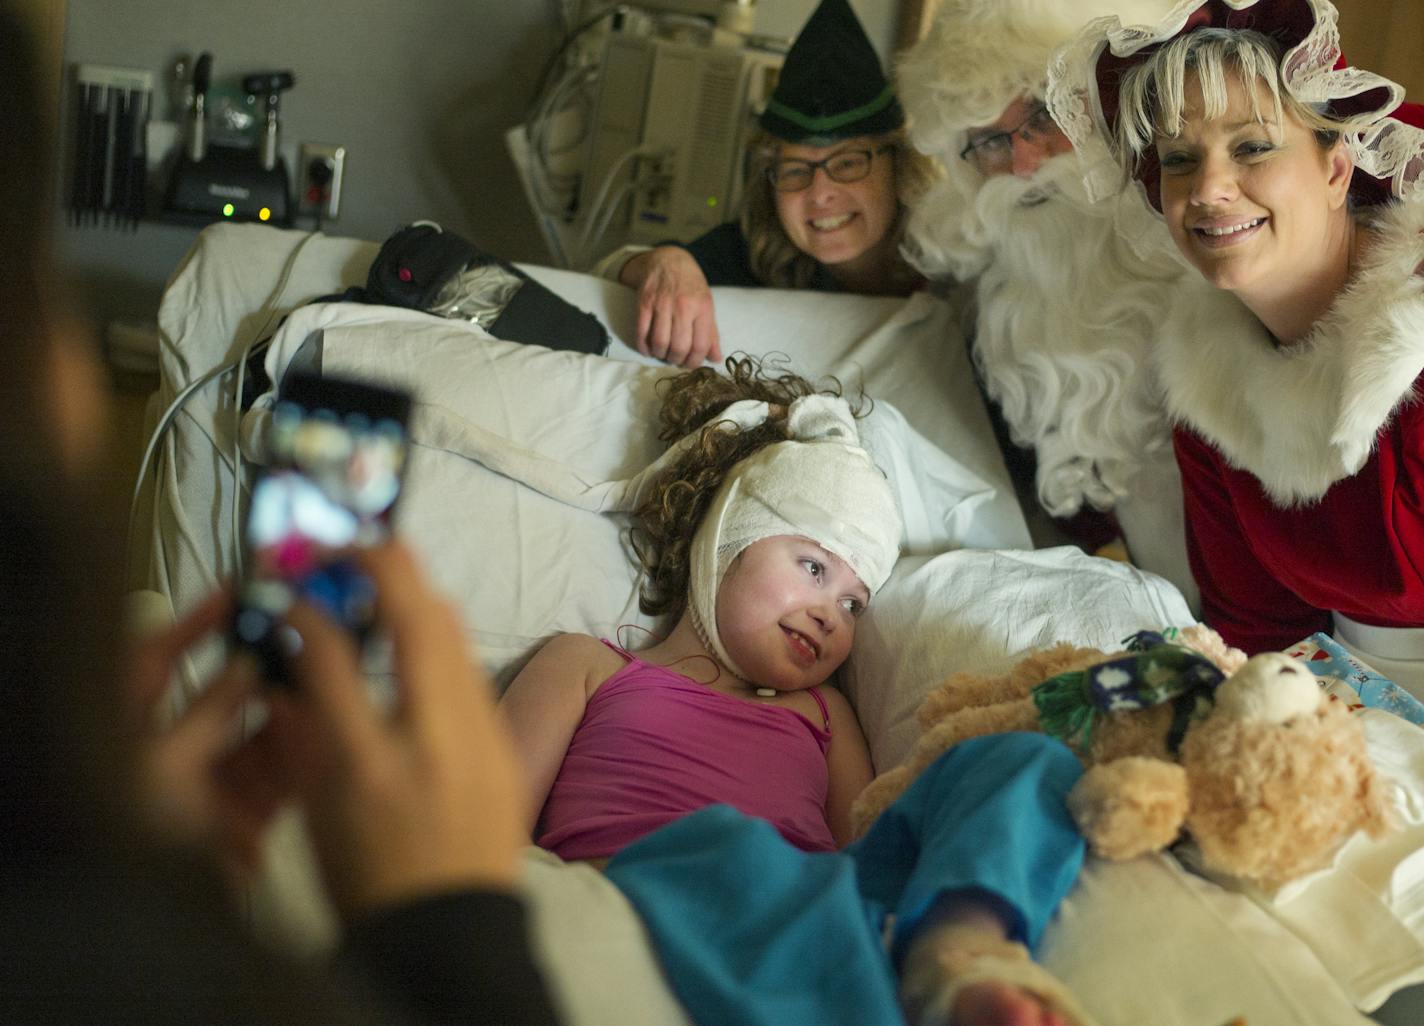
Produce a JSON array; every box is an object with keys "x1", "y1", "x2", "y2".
[
  {"x1": 529, "y1": 63, "x2": 596, "y2": 217},
  {"x1": 581, "y1": 179, "x2": 639, "y2": 265},
  {"x1": 130, "y1": 229, "x2": 322, "y2": 590},
  {"x1": 580, "y1": 144, "x2": 650, "y2": 236},
  {"x1": 229, "y1": 229, "x2": 331, "y2": 578},
  {"x1": 544, "y1": 85, "x2": 593, "y2": 157},
  {"x1": 126, "y1": 361, "x2": 238, "y2": 586},
  {"x1": 537, "y1": 66, "x2": 596, "y2": 169},
  {"x1": 576, "y1": 144, "x2": 665, "y2": 267},
  {"x1": 580, "y1": 161, "x2": 673, "y2": 266},
  {"x1": 227, "y1": 317, "x2": 261, "y2": 579}
]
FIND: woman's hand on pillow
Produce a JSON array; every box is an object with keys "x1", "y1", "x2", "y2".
[
  {"x1": 621, "y1": 245, "x2": 722, "y2": 368},
  {"x1": 266, "y1": 541, "x2": 527, "y2": 922}
]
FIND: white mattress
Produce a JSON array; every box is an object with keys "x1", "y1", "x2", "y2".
[
  {"x1": 147, "y1": 222, "x2": 1033, "y2": 684},
  {"x1": 146, "y1": 223, "x2": 1424, "y2": 1025}
]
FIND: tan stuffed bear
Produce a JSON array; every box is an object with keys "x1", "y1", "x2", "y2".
[{"x1": 851, "y1": 627, "x2": 1398, "y2": 891}]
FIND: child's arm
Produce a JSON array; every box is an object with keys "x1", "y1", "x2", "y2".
[
  {"x1": 821, "y1": 686, "x2": 875, "y2": 848},
  {"x1": 497, "y1": 633, "x2": 608, "y2": 838}
]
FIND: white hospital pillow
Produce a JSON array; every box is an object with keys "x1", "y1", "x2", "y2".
[
  {"x1": 842, "y1": 547, "x2": 1195, "y2": 774},
  {"x1": 287, "y1": 314, "x2": 1019, "y2": 682}
]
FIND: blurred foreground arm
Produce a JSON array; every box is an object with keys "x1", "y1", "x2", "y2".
[{"x1": 270, "y1": 542, "x2": 557, "y2": 1023}]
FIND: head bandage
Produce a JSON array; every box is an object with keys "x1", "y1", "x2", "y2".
[
  {"x1": 684, "y1": 395, "x2": 901, "y2": 680},
  {"x1": 395, "y1": 385, "x2": 900, "y2": 682}
]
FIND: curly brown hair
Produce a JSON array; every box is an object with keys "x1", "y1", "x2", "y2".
[{"x1": 630, "y1": 356, "x2": 864, "y2": 621}]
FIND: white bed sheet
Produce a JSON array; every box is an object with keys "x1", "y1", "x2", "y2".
[
  {"x1": 238, "y1": 305, "x2": 1025, "y2": 685},
  {"x1": 147, "y1": 224, "x2": 1027, "y2": 684},
  {"x1": 147, "y1": 223, "x2": 1422, "y2": 1025}
]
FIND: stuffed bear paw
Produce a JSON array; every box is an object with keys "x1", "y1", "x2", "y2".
[{"x1": 1067, "y1": 757, "x2": 1189, "y2": 861}]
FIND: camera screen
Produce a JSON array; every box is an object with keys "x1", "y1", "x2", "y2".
[{"x1": 233, "y1": 392, "x2": 408, "y2": 656}]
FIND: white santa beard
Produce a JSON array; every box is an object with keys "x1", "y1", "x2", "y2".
[
  {"x1": 902, "y1": 162, "x2": 995, "y2": 282},
  {"x1": 969, "y1": 155, "x2": 1184, "y2": 516}
]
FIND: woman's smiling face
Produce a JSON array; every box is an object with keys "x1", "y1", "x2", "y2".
[
  {"x1": 1155, "y1": 70, "x2": 1352, "y2": 298},
  {"x1": 772, "y1": 135, "x2": 899, "y2": 277}
]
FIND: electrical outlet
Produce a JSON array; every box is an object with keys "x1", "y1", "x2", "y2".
[{"x1": 298, "y1": 142, "x2": 346, "y2": 220}]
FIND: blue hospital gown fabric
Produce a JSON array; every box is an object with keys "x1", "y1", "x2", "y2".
[{"x1": 605, "y1": 732, "x2": 1084, "y2": 1026}]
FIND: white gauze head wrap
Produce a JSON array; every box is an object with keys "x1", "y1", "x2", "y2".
[{"x1": 684, "y1": 394, "x2": 901, "y2": 680}]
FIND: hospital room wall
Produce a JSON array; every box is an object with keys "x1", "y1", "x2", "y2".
[
  {"x1": 1332, "y1": 0, "x2": 1424, "y2": 99},
  {"x1": 50, "y1": 0, "x2": 900, "y2": 332}
]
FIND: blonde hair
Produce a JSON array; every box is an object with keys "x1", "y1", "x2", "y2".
[
  {"x1": 1114, "y1": 28, "x2": 1341, "y2": 175},
  {"x1": 739, "y1": 127, "x2": 941, "y2": 290}
]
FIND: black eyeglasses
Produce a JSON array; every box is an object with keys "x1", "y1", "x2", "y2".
[
  {"x1": 767, "y1": 145, "x2": 894, "y2": 193},
  {"x1": 959, "y1": 104, "x2": 1061, "y2": 174}
]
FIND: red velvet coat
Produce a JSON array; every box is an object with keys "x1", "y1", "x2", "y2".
[{"x1": 1156, "y1": 199, "x2": 1424, "y2": 653}]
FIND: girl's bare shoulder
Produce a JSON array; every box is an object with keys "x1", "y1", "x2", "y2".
[{"x1": 539, "y1": 632, "x2": 629, "y2": 693}]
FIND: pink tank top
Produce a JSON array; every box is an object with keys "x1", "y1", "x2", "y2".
[{"x1": 536, "y1": 642, "x2": 835, "y2": 861}]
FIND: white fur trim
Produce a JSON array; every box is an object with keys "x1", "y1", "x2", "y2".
[
  {"x1": 591, "y1": 244, "x2": 652, "y2": 283},
  {"x1": 1154, "y1": 199, "x2": 1424, "y2": 506},
  {"x1": 899, "y1": 0, "x2": 1177, "y2": 157}
]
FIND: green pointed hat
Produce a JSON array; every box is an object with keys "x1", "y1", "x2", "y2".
[{"x1": 760, "y1": 0, "x2": 904, "y2": 144}]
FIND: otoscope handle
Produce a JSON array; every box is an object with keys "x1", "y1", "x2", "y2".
[
  {"x1": 187, "y1": 53, "x2": 212, "y2": 163},
  {"x1": 192, "y1": 52, "x2": 212, "y2": 94},
  {"x1": 242, "y1": 71, "x2": 295, "y2": 172}
]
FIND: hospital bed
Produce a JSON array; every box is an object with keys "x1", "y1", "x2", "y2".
[{"x1": 141, "y1": 222, "x2": 1424, "y2": 1025}]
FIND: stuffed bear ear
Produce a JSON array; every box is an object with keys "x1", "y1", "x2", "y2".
[{"x1": 1067, "y1": 757, "x2": 1188, "y2": 861}]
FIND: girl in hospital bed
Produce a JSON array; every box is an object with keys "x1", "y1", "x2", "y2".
[{"x1": 500, "y1": 361, "x2": 1091, "y2": 1026}]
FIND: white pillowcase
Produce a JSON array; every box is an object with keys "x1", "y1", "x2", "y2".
[
  {"x1": 282, "y1": 316, "x2": 1025, "y2": 685},
  {"x1": 839, "y1": 545, "x2": 1424, "y2": 1015},
  {"x1": 841, "y1": 546, "x2": 1195, "y2": 773}
]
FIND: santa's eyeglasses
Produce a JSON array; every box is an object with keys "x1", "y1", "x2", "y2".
[
  {"x1": 767, "y1": 145, "x2": 894, "y2": 192},
  {"x1": 959, "y1": 103, "x2": 1061, "y2": 175}
]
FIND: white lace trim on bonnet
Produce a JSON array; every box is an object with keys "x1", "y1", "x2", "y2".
[
  {"x1": 1045, "y1": 0, "x2": 1424, "y2": 208},
  {"x1": 686, "y1": 395, "x2": 901, "y2": 682}
]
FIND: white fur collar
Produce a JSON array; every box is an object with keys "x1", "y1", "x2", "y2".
[{"x1": 1154, "y1": 199, "x2": 1424, "y2": 507}]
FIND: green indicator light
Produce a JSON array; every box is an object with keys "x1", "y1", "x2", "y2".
[
  {"x1": 707, "y1": 196, "x2": 718, "y2": 208},
  {"x1": 222, "y1": 203, "x2": 235, "y2": 217}
]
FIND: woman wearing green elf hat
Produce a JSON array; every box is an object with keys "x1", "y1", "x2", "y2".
[{"x1": 596, "y1": 0, "x2": 939, "y2": 368}]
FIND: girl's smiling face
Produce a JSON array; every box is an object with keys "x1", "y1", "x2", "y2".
[
  {"x1": 713, "y1": 535, "x2": 868, "y2": 692},
  {"x1": 1155, "y1": 71, "x2": 1352, "y2": 299}
]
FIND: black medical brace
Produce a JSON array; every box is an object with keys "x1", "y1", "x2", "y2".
[{"x1": 241, "y1": 222, "x2": 609, "y2": 409}]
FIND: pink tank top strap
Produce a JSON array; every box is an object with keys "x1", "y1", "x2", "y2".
[
  {"x1": 600, "y1": 638, "x2": 633, "y2": 659},
  {"x1": 807, "y1": 686, "x2": 830, "y2": 731}
]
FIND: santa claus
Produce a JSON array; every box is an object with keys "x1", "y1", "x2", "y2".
[{"x1": 898, "y1": 0, "x2": 1198, "y2": 608}]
